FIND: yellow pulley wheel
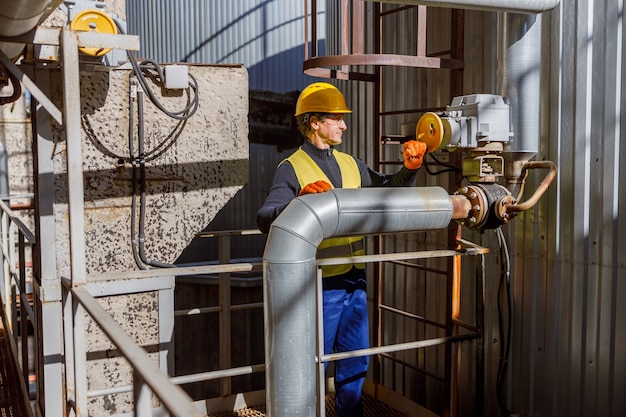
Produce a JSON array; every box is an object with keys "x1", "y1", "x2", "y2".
[
  {"x1": 69, "y1": 9, "x2": 118, "y2": 57},
  {"x1": 416, "y1": 112, "x2": 444, "y2": 153}
]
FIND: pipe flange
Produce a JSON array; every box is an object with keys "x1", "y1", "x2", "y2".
[
  {"x1": 455, "y1": 183, "x2": 513, "y2": 231},
  {"x1": 495, "y1": 195, "x2": 517, "y2": 223},
  {"x1": 454, "y1": 185, "x2": 487, "y2": 229}
]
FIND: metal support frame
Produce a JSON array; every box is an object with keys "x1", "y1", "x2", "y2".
[
  {"x1": 314, "y1": 242, "x2": 487, "y2": 415},
  {"x1": 30, "y1": 63, "x2": 64, "y2": 417},
  {"x1": 303, "y1": 0, "x2": 463, "y2": 80},
  {"x1": 219, "y1": 234, "x2": 233, "y2": 396},
  {"x1": 0, "y1": 222, "x2": 262, "y2": 415},
  {"x1": 71, "y1": 285, "x2": 203, "y2": 417},
  {"x1": 0, "y1": 23, "x2": 140, "y2": 417}
]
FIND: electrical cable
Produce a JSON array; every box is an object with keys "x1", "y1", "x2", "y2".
[
  {"x1": 424, "y1": 152, "x2": 461, "y2": 176},
  {"x1": 130, "y1": 56, "x2": 200, "y2": 121},
  {"x1": 128, "y1": 77, "x2": 146, "y2": 270},
  {"x1": 135, "y1": 88, "x2": 176, "y2": 269},
  {"x1": 116, "y1": 20, "x2": 199, "y2": 123},
  {"x1": 118, "y1": 29, "x2": 199, "y2": 268},
  {"x1": 495, "y1": 226, "x2": 512, "y2": 417},
  {"x1": 82, "y1": 114, "x2": 128, "y2": 160},
  {"x1": 429, "y1": 152, "x2": 459, "y2": 170},
  {"x1": 67, "y1": 21, "x2": 197, "y2": 270},
  {"x1": 110, "y1": 22, "x2": 200, "y2": 269},
  {"x1": 137, "y1": 59, "x2": 199, "y2": 119}
]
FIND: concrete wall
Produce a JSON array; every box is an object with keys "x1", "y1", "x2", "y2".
[
  {"x1": 49, "y1": 64, "x2": 248, "y2": 276},
  {"x1": 0, "y1": 94, "x2": 32, "y2": 207}
]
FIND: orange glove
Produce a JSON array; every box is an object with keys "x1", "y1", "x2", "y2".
[
  {"x1": 403, "y1": 140, "x2": 427, "y2": 170},
  {"x1": 298, "y1": 180, "x2": 332, "y2": 196}
]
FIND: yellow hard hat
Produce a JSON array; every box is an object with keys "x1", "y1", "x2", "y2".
[{"x1": 295, "y1": 82, "x2": 352, "y2": 116}]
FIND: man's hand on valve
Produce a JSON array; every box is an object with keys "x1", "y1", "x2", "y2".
[
  {"x1": 403, "y1": 140, "x2": 427, "y2": 170},
  {"x1": 298, "y1": 180, "x2": 333, "y2": 196}
]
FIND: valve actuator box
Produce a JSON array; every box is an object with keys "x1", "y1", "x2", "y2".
[{"x1": 442, "y1": 94, "x2": 512, "y2": 150}]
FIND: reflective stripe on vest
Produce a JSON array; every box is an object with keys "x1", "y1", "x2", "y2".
[{"x1": 284, "y1": 147, "x2": 365, "y2": 277}]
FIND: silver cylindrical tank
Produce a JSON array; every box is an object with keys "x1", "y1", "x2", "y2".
[{"x1": 0, "y1": 0, "x2": 50, "y2": 59}]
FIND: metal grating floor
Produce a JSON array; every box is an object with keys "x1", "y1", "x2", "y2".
[{"x1": 208, "y1": 393, "x2": 410, "y2": 417}]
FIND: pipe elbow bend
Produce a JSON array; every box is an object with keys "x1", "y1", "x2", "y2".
[{"x1": 264, "y1": 193, "x2": 340, "y2": 263}]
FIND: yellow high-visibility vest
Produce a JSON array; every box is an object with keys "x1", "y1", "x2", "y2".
[{"x1": 283, "y1": 148, "x2": 365, "y2": 277}]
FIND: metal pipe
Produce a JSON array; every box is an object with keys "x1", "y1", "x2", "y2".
[
  {"x1": 365, "y1": 0, "x2": 560, "y2": 14},
  {"x1": 507, "y1": 160, "x2": 557, "y2": 213},
  {"x1": 88, "y1": 364, "x2": 266, "y2": 398},
  {"x1": 452, "y1": 227, "x2": 462, "y2": 320},
  {"x1": 450, "y1": 194, "x2": 472, "y2": 220},
  {"x1": 499, "y1": 13, "x2": 543, "y2": 170},
  {"x1": 264, "y1": 187, "x2": 455, "y2": 417}
]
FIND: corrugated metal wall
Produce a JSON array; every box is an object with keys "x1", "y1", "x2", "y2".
[
  {"x1": 514, "y1": 0, "x2": 626, "y2": 416},
  {"x1": 126, "y1": 0, "x2": 325, "y2": 92},
  {"x1": 337, "y1": 1, "x2": 626, "y2": 416}
]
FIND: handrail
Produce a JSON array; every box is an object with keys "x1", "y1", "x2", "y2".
[
  {"x1": 71, "y1": 286, "x2": 204, "y2": 417},
  {"x1": 0, "y1": 200, "x2": 35, "y2": 244},
  {"x1": 0, "y1": 198, "x2": 207, "y2": 417},
  {"x1": 320, "y1": 333, "x2": 479, "y2": 363},
  {"x1": 87, "y1": 363, "x2": 267, "y2": 398},
  {"x1": 313, "y1": 243, "x2": 485, "y2": 414},
  {"x1": 86, "y1": 261, "x2": 263, "y2": 281},
  {"x1": 0, "y1": 196, "x2": 37, "y2": 415}
]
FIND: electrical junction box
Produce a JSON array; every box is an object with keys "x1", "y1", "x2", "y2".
[{"x1": 165, "y1": 65, "x2": 189, "y2": 89}]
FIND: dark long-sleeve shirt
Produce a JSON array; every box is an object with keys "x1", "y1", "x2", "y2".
[{"x1": 256, "y1": 140, "x2": 418, "y2": 233}]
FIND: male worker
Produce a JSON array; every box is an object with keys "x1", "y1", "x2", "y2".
[{"x1": 257, "y1": 82, "x2": 426, "y2": 417}]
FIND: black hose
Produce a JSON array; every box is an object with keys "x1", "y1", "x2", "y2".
[
  {"x1": 117, "y1": 19, "x2": 198, "y2": 269},
  {"x1": 0, "y1": 70, "x2": 22, "y2": 105},
  {"x1": 495, "y1": 227, "x2": 512, "y2": 417},
  {"x1": 424, "y1": 152, "x2": 461, "y2": 176}
]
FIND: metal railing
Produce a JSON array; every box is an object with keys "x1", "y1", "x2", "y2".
[
  {"x1": 1, "y1": 191, "x2": 488, "y2": 417},
  {"x1": 0, "y1": 198, "x2": 36, "y2": 410},
  {"x1": 0, "y1": 200, "x2": 265, "y2": 417},
  {"x1": 313, "y1": 239, "x2": 487, "y2": 416},
  {"x1": 63, "y1": 229, "x2": 266, "y2": 417},
  {"x1": 63, "y1": 259, "x2": 264, "y2": 417}
]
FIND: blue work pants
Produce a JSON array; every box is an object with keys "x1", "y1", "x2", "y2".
[{"x1": 323, "y1": 271, "x2": 370, "y2": 417}]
